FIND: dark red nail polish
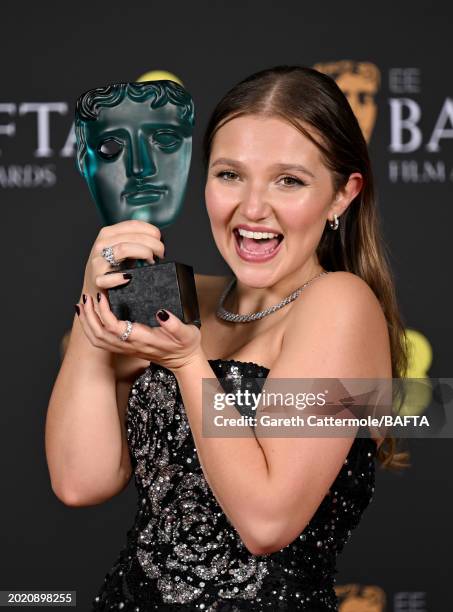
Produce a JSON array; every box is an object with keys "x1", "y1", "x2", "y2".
[
  {"x1": 82, "y1": 294, "x2": 87, "y2": 304},
  {"x1": 157, "y1": 309, "x2": 169, "y2": 321},
  {"x1": 74, "y1": 304, "x2": 80, "y2": 316},
  {"x1": 123, "y1": 273, "x2": 132, "y2": 279},
  {"x1": 96, "y1": 292, "x2": 101, "y2": 302}
]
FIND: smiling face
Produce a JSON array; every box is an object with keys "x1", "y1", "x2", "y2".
[
  {"x1": 205, "y1": 114, "x2": 351, "y2": 291},
  {"x1": 82, "y1": 97, "x2": 192, "y2": 226}
]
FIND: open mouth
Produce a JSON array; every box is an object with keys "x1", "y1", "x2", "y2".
[{"x1": 233, "y1": 228, "x2": 284, "y2": 257}]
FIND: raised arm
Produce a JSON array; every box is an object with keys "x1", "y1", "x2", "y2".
[
  {"x1": 45, "y1": 220, "x2": 164, "y2": 506},
  {"x1": 46, "y1": 310, "x2": 133, "y2": 505}
]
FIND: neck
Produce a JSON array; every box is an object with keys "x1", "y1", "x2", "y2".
[{"x1": 227, "y1": 261, "x2": 325, "y2": 316}]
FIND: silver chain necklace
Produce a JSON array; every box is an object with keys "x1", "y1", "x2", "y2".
[{"x1": 216, "y1": 270, "x2": 330, "y2": 323}]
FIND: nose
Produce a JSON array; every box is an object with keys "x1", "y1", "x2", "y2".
[
  {"x1": 128, "y1": 132, "x2": 157, "y2": 178},
  {"x1": 239, "y1": 180, "x2": 273, "y2": 221}
]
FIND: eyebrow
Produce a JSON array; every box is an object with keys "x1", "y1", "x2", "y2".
[{"x1": 210, "y1": 157, "x2": 315, "y2": 178}]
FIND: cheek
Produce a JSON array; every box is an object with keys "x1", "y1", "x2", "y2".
[
  {"x1": 278, "y1": 203, "x2": 317, "y2": 232},
  {"x1": 205, "y1": 181, "x2": 236, "y2": 224},
  {"x1": 282, "y1": 189, "x2": 330, "y2": 228}
]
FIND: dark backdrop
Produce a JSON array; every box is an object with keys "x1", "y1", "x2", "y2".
[{"x1": 1, "y1": 2, "x2": 451, "y2": 611}]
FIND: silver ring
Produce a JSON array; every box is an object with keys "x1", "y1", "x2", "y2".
[
  {"x1": 119, "y1": 320, "x2": 133, "y2": 342},
  {"x1": 101, "y1": 245, "x2": 121, "y2": 267}
]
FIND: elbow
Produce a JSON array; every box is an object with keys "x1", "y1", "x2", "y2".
[
  {"x1": 52, "y1": 486, "x2": 120, "y2": 507},
  {"x1": 243, "y1": 535, "x2": 283, "y2": 557},
  {"x1": 50, "y1": 470, "x2": 132, "y2": 507},
  {"x1": 51, "y1": 484, "x2": 93, "y2": 507},
  {"x1": 240, "y1": 518, "x2": 287, "y2": 556},
  {"x1": 241, "y1": 516, "x2": 308, "y2": 556},
  {"x1": 60, "y1": 494, "x2": 92, "y2": 508},
  {"x1": 244, "y1": 540, "x2": 279, "y2": 556},
  {"x1": 51, "y1": 481, "x2": 105, "y2": 507}
]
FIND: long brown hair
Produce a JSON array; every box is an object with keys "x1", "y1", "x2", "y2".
[{"x1": 202, "y1": 65, "x2": 410, "y2": 470}]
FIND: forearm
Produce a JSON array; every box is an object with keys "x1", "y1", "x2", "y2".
[
  {"x1": 173, "y1": 351, "x2": 276, "y2": 549},
  {"x1": 45, "y1": 312, "x2": 126, "y2": 502}
]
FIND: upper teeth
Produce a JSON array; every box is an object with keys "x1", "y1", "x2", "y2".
[{"x1": 237, "y1": 228, "x2": 280, "y2": 239}]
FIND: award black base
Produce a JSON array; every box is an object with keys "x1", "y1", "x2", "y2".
[{"x1": 105, "y1": 261, "x2": 201, "y2": 329}]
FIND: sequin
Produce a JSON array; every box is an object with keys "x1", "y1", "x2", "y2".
[{"x1": 91, "y1": 359, "x2": 376, "y2": 611}]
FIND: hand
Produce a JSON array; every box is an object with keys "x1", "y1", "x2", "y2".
[
  {"x1": 75, "y1": 292, "x2": 203, "y2": 372},
  {"x1": 80, "y1": 219, "x2": 165, "y2": 302}
]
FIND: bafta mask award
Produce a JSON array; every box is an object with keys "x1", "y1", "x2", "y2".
[{"x1": 75, "y1": 80, "x2": 200, "y2": 328}]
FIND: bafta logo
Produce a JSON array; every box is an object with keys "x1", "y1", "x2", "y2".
[
  {"x1": 336, "y1": 584, "x2": 385, "y2": 611},
  {"x1": 313, "y1": 60, "x2": 381, "y2": 143}
]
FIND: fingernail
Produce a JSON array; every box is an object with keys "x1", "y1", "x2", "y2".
[
  {"x1": 157, "y1": 309, "x2": 169, "y2": 321},
  {"x1": 123, "y1": 273, "x2": 132, "y2": 279},
  {"x1": 74, "y1": 304, "x2": 80, "y2": 316},
  {"x1": 96, "y1": 292, "x2": 101, "y2": 302},
  {"x1": 82, "y1": 294, "x2": 87, "y2": 304}
]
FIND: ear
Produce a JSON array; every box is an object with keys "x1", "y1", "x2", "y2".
[{"x1": 331, "y1": 172, "x2": 363, "y2": 216}]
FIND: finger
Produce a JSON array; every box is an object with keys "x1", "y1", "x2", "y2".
[
  {"x1": 96, "y1": 290, "x2": 123, "y2": 331},
  {"x1": 94, "y1": 242, "x2": 159, "y2": 267},
  {"x1": 155, "y1": 308, "x2": 188, "y2": 342},
  {"x1": 99, "y1": 232, "x2": 165, "y2": 259},
  {"x1": 91, "y1": 233, "x2": 164, "y2": 278},
  {"x1": 95, "y1": 272, "x2": 133, "y2": 290},
  {"x1": 99, "y1": 220, "x2": 161, "y2": 240},
  {"x1": 96, "y1": 294, "x2": 177, "y2": 359},
  {"x1": 75, "y1": 300, "x2": 111, "y2": 350},
  {"x1": 82, "y1": 294, "x2": 134, "y2": 352},
  {"x1": 87, "y1": 293, "x2": 170, "y2": 354}
]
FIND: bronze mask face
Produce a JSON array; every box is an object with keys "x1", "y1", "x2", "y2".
[{"x1": 75, "y1": 80, "x2": 194, "y2": 228}]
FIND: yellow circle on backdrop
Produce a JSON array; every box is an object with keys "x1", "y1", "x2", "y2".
[
  {"x1": 136, "y1": 70, "x2": 183, "y2": 86},
  {"x1": 405, "y1": 328, "x2": 432, "y2": 378},
  {"x1": 399, "y1": 328, "x2": 433, "y2": 417}
]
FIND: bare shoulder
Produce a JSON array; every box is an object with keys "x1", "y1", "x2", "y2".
[
  {"x1": 286, "y1": 270, "x2": 390, "y2": 367},
  {"x1": 291, "y1": 271, "x2": 387, "y2": 329},
  {"x1": 283, "y1": 271, "x2": 389, "y2": 450},
  {"x1": 302, "y1": 270, "x2": 380, "y2": 299}
]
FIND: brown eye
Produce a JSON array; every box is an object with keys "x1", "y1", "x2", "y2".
[
  {"x1": 279, "y1": 175, "x2": 305, "y2": 187},
  {"x1": 97, "y1": 138, "x2": 123, "y2": 159},
  {"x1": 217, "y1": 170, "x2": 238, "y2": 181}
]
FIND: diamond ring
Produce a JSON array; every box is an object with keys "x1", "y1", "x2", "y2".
[
  {"x1": 119, "y1": 320, "x2": 133, "y2": 342},
  {"x1": 101, "y1": 245, "x2": 121, "y2": 268}
]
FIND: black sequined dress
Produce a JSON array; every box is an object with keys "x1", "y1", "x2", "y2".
[{"x1": 91, "y1": 359, "x2": 377, "y2": 612}]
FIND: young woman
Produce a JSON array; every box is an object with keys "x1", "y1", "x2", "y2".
[{"x1": 45, "y1": 65, "x2": 409, "y2": 611}]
